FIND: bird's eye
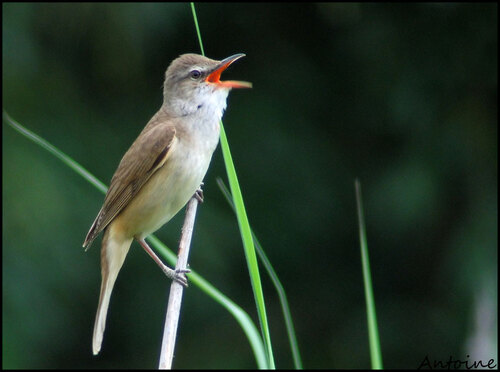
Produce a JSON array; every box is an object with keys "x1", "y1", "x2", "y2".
[{"x1": 190, "y1": 70, "x2": 202, "y2": 80}]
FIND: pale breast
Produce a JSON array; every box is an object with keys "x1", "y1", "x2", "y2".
[{"x1": 114, "y1": 117, "x2": 220, "y2": 239}]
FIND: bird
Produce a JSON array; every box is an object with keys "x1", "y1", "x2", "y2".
[{"x1": 83, "y1": 53, "x2": 251, "y2": 355}]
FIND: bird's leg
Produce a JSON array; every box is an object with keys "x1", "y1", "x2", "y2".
[
  {"x1": 194, "y1": 182, "x2": 204, "y2": 203},
  {"x1": 137, "y1": 238, "x2": 189, "y2": 287}
]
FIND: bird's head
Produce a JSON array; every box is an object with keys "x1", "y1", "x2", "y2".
[{"x1": 163, "y1": 53, "x2": 251, "y2": 117}]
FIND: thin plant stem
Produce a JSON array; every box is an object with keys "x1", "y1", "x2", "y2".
[{"x1": 159, "y1": 196, "x2": 199, "y2": 369}]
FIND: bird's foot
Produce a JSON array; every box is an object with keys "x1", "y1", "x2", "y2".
[
  {"x1": 163, "y1": 266, "x2": 191, "y2": 287},
  {"x1": 194, "y1": 182, "x2": 204, "y2": 203}
]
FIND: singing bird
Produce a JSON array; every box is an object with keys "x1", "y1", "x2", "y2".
[{"x1": 83, "y1": 53, "x2": 251, "y2": 355}]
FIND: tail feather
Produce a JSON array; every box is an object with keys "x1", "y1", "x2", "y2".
[{"x1": 92, "y1": 228, "x2": 132, "y2": 355}]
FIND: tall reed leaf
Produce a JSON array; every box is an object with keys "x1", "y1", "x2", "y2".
[
  {"x1": 190, "y1": 3, "x2": 275, "y2": 368},
  {"x1": 355, "y1": 179, "x2": 383, "y2": 369}
]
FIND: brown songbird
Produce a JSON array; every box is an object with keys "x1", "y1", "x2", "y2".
[{"x1": 83, "y1": 53, "x2": 251, "y2": 355}]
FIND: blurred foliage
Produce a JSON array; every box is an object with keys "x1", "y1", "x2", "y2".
[{"x1": 2, "y1": 3, "x2": 497, "y2": 369}]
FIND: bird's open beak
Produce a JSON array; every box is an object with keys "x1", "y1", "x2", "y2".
[{"x1": 206, "y1": 53, "x2": 252, "y2": 89}]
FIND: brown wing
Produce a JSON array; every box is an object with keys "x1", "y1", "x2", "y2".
[{"x1": 83, "y1": 123, "x2": 176, "y2": 249}]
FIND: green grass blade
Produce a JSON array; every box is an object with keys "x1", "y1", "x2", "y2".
[
  {"x1": 190, "y1": 3, "x2": 275, "y2": 368},
  {"x1": 3, "y1": 110, "x2": 267, "y2": 368},
  {"x1": 217, "y1": 178, "x2": 303, "y2": 369},
  {"x1": 219, "y1": 125, "x2": 275, "y2": 368},
  {"x1": 3, "y1": 111, "x2": 107, "y2": 194},
  {"x1": 190, "y1": 3, "x2": 205, "y2": 57},
  {"x1": 355, "y1": 179, "x2": 383, "y2": 369}
]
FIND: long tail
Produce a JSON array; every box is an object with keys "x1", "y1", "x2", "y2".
[{"x1": 92, "y1": 228, "x2": 132, "y2": 355}]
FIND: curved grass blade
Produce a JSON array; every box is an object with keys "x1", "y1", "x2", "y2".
[{"x1": 3, "y1": 111, "x2": 107, "y2": 193}]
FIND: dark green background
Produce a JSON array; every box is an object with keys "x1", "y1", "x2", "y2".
[{"x1": 3, "y1": 3, "x2": 497, "y2": 369}]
